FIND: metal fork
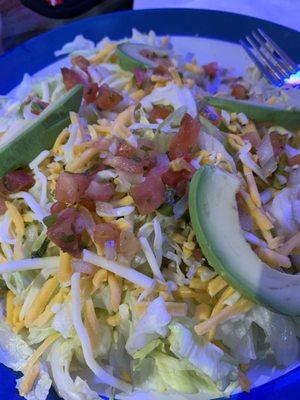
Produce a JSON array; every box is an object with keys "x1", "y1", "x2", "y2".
[{"x1": 240, "y1": 28, "x2": 299, "y2": 87}]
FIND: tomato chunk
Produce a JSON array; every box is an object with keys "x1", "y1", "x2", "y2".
[
  {"x1": 3, "y1": 170, "x2": 35, "y2": 193},
  {"x1": 95, "y1": 84, "x2": 123, "y2": 110},
  {"x1": 55, "y1": 172, "x2": 90, "y2": 204}
]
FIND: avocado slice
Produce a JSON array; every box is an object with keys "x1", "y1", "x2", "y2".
[
  {"x1": 116, "y1": 43, "x2": 168, "y2": 72},
  {"x1": 204, "y1": 95, "x2": 300, "y2": 129},
  {"x1": 0, "y1": 85, "x2": 83, "y2": 178},
  {"x1": 189, "y1": 165, "x2": 300, "y2": 316}
]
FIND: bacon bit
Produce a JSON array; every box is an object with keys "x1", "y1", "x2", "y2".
[
  {"x1": 192, "y1": 247, "x2": 203, "y2": 261},
  {"x1": 47, "y1": 208, "x2": 82, "y2": 256},
  {"x1": 55, "y1": 172, "x2": 90, "y2": 204},
  {"x1": 131, "y1": 171, "x2": 165, "y2": 215},
  {"x1": 84, "y1": 83, "x2": 98, "y2": 104},
  {"x1": 94, "y1": 223, "x2": 120, "y2": 247},
  {"x1": 231, "y1": 84, "x2": 249, "y2": 100},
  {"x1": 149, "y1": 105, "x2": 172, "y2": 122},
  {"x1": 85, "y1": 181, "x2": 115, "y2": 202},
  {"x1": 117, "y1": 142, "x2": 137, "y2": 158},
  {"x1": 133, "y1": 67, "x2": 147, "y2": 87},
  {"x1": 119, "y1": 230, "x2": 140, "y2": 261},
  {"x1": 203, "y1": 62, "x2": 219, "y2": 79},
  {"x1": 95, "y1": 84, "x2": 123, "y2": 110},
  {"x1": 270, "y1": 133, "x2": 285, "y2": 156},
  {"x1": 103, "y1": 156, "x2": 144, "y2": 174},
  {"x1": 50, "y1": 201, "x2": 67, "y2": 215},
  {"x1": 288, "y1": 154, "x2": 300, "y2": 166},
  {"x1": 0, "y1": 196, "x2": 7, "y2": 215},
  {"x1": 61, "y1": 67, "x2": 86, "y2": 90},
  {"x1": 79, "y1": 197, "x2": 96, "y2": 212},
  {"x1": 169, "y1": 113, "x2": 200, "y2": 161},
  {"x1": 2, "y1": 169, "x2": 34, "y2": 193},
  {"x1": 71, "y1": 55, "x2": 90, "y2": 73}
]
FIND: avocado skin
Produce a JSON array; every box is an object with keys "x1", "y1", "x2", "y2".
[
  {"x1": 189, "y1": 165, "x2": 300, "y2": 316},
  {"x1": 205, "y1": 95, "x2": 300, "y2": 129},
  {"x1": 0, "y1": 85, "x2": 83, "y2": 178}
]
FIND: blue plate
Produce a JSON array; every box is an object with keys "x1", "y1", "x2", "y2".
[{"x1": 0, "y1": 8, "x2": 300, "y2": 400}]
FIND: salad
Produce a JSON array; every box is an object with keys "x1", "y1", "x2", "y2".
[{"x1": 0, "y1": 29, "x2": 299, "y2": 400}]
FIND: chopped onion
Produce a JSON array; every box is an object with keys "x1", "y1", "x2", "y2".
[
  {"x1": 96, "y1": 202, "x2": 134, "y2": 217},
  {"x1": 239, "y1": 143, "x2": 268, "y2": 183},
  {"x1": 257, "y1": 133, "x2": 277, "y2": 177}
]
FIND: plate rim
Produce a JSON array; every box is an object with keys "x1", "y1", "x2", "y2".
[{"x1": 0, "y1": 7, "x2": 300, "y2": 400}]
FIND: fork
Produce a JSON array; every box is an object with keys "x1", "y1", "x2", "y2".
[{"x1": 240, "y1": 28, "x2": 300, "y2": 87}]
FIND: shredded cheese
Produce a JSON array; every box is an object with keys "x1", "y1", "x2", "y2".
[
  {"x1": 25, "y1": 276, "x2": 59, "y2": 327},
  {"x1": 108, "y1": 272, "x2": 122, "y2": 313},
  {"x1": 32, "y1": 288, "x2": 66, "y2": 327},
  {"x1": 58, "y1": 251, "x2": 73, "y2": 283},
  {"x1": 194, "y1": 298, "x2": 253, "y2": 336},
  {"x1": 6, "y1": 290, "x2": 14, "y2": 325},
  {"x1": 136, "y1": 301, "x2": 188, "y2": 317},
  {"x1": 207, "y1": 276, "x2": 227, "y2": 297},
  {"x1": 84, "y1": 298, "x2": 99, "y2": 349}
]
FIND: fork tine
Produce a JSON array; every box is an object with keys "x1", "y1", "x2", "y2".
[
  {"x1": 239, "y1": 39, "x2": 283, "y2": 86},
  {"x1": 257, "y1": 28, "x2": 298, "y2": 73},
  {"x1": 251, "y1": 31, "x2": 291, "y2": 78}
]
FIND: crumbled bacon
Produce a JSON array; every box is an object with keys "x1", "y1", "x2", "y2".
[
  {"x1": 84, "y1": 83, "x2": 98, "y2": 104},
  {"x1": 61, "y1": 67, "x2": 86, "y2": 90},
  {"x1": 203, "y1": 62, "x2": 219, "y2": 79},
  {"x1": 119, "y1": 230, "x2": 140, "y2": 261},
  {"x1": 149, "y1": 105, "x2": 172, "y2": 122},
  {"x1": 231, "y1": 84, "x2": 248, "y2": 100},
  {"x1": 95, "y1": 84, "x2": 123, "y2": 110},
  {"x1": 55, "y1": 172, "x2": 90, "y2": 204},
  {"x1": 84, "y1": 181, "x2": 115, "y2": 202},
  {"x1": 47, "y1": 208, "x2": 81, "y2": 256},
  {"x1": 71, "y1": 55, "x2": 90, "y2": 73},
  {"x1": 169, "y1": 113, "x2": 200, "y2": 161},
  {"x1": 2, "y1": 170, "x2": 35, "y2": 193},
  {"x1": 94, "y1": 223, "x2": 120, "y2": 247},
  {"x1": 103, "y1": 156, "x2": 145, "y2": 174}
]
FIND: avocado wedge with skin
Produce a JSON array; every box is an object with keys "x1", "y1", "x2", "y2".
[
  {"x1": 0, "y1": 84, "x2": 83, "y2": 178},
  {"x1": 116, "y1": 43, "x2": 168, "y2": 72},
  {"x1": 204, "y1": 95, "x2": 300, "y2": 129},
  {"x1": 189, "y1": 165, "x2": 300, "y2": 316}
]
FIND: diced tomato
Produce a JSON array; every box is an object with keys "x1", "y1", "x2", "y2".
[
  {"x1": 94, "y1": 223, "x2": 120, "y2": 247},
  {"x1": 169, "y1": 113, "x2": 200, "y2": 161},
  {"x1": 270, "y1": 133, "x2": 285, "y2": 156},
  {"x1": 192, "y1": 248, "x2": 203, "y2": 261},
  {"x1": 61, "y1": 67, "x2": 86, "y2": 90},
  {"x1": 117, "y1": 142, "x2": 137, "y2": 158},
  {"x1": 231, "y1": 84, "x2": 248, "y2": 100},
  {"x1": 50, "y1": 201, "x2": 67, "y2": 215},
  {"x1": 203, "y1": 62, "x2": 219, "y2": 79},
  {"x1": 71, "y1": 55, "x2": 90, "y2": 73},
  {"x1": 149, "y1": 105, "x2": 172, "y2": 122},
  {"x1": 103, "y1": 156, "x2": 144, "y2": 174},
  {"x1": 95, "y1": 84, "x2": 123, "y2": 110},
  {"x1": 55, "y1": 172, "x2": 90, "y2": 204},
  {"x1": 288, "y1": 154, "x2": 300, "y2": 166},
  {"x1": 84, "y1": 83, "x2": 98, "y2": 104},
  {"x1": 3, "y1": 170, "x2": 34, "y2": 193},
  {"x1": 31, "y1": 99, "x2": 49, "y2": 116},
  {"x1": 134, "y1": 67, "x2": 147, "y2": 87},
  {"x1": 119, "y1": 230, "x2": 140, "y2": 261},
  {"x1": 47, "y1": 208, "x2": 81, "y2": 256},
  {"x1": 162, "y1": 167, "x2": 194, "y2": 196},
  {"x1": 154, "y1": 58, "x2": 173, "y2": 75},
  {"x1": 85, "y1": 181, "x2": 115, "y2": 202},
  {"x1": 243, "y1": 130, "x2": 261, "y2": 149},
  {"x1": 150, "y1": 153, "x2": 170, "y2": 177},
  {"x1": 131, "y1": 172, "x2": 165, "y2": 215}
]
